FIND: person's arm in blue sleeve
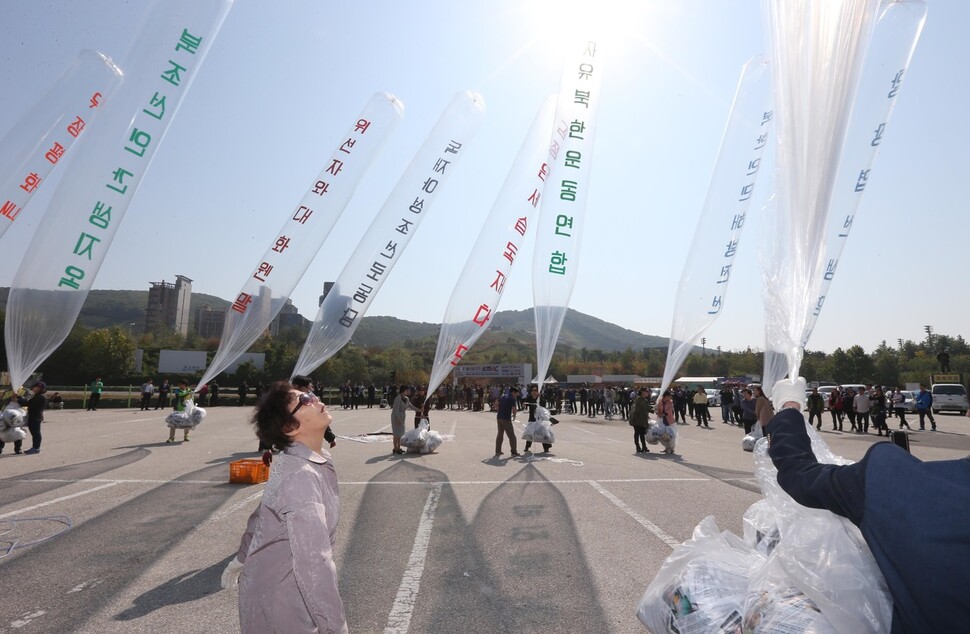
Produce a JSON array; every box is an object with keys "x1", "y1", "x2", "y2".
[{"x1": 766, "y1": 408, "x2": 867, "y2": 526}]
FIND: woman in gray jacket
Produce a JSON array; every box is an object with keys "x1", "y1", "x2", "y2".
[{"x1": 222, "y1": 380, "x2": 347, "y2": 633}]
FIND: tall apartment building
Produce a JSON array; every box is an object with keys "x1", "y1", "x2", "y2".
[
  {"x1": 145, "y1": 275, "x2": 193, "y2": 336},
  {"x1": 195, "y1": 303, "x2": 226, "y2": 339},
  {"x1": 270, "y1": 299, "x2": 309, "y2": 336}
]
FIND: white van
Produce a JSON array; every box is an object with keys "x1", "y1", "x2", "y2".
[{"x1": 930, "y1": 384, "x2": 969, "y2": 415}]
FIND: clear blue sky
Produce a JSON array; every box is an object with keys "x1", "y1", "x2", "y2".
[{"x1": 0, "y1": 0, "x2": 965, "y2": 354}]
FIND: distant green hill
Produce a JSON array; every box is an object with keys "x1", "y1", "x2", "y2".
[
  {"x1": 0, "y1": 288, "x2": 230, "y2": 331},
  {"x1": 0, "y1": 288, "x2": 668, "y2": 351}
]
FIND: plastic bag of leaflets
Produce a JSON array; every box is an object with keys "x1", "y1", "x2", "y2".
[
  {"x1": 637, "y1": 516, "x2": 764, "y2": 633},
  {"x1": 747, "y1": 424, "x2": 893, "y2": 632},
  {"x1": 1, "y1": 404, "x2": 27, "y2": 428},
  {"x1": 742, "y1": 557, "x2": 837, "y2": 633},
  {"x1": 401, "y1": 421, "x2": 428, "y2": 452},
  {"x1": 522, "y1": 406, "x2": 556, "y2": 445},
  {"x1": 645, "y1": 421, "x2": 663, "y2": 445},
  {"x1": 741, "y1": 499, "x2": 780, "y2": 558},
  {"x1": 419, "y1": 420, "x2": 442, "y2": 454},
  {"x1": 742, "y1": 423, "x2": 763, "y2": 452},
  {"x1": 658, "y1": 422, "x2": 677, "y2": 454},
  {"x1": 0, "y1": 403, "x2": 27, "y2": 444},
  {"x1": 638, "y1": 421, "x2": 893, "y2": 633},
  {"x1": 165, "y1": 400, "x2": 206, "y2": 430},
  {"x1": 188, "y1": 399, "x2": 207, "y2": 426}
]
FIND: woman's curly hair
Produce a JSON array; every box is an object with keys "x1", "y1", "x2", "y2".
[{"x1": 252, "y1": 380, "x2": 300, "y2": 452}]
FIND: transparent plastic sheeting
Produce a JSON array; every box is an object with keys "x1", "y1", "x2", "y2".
[
  {"x1": 4, "y1": 0, "x2": 233, "y2": 390},
  {"x1": 424, "y1": 96, "x2": 556, "y2": 399},
  {"x1": 658, "y1": 57, "x2": 772, "y2": 398},
  {"x1": 532, "y1": 40, "x2": 603, "y2": 385},
  {"x1": 291, "y1": 91, "x2": 485, "y2": 378},
  {"x1": 793, "y1": 0, "x2": 926, "y2": 361},
  {"x1": 196, "y1": 93, "x2": 403, "y2": 391},
  {"x1": 759, "y1": 0, "x2": 888, "y2": 393},
  {"x1": 638, "y1": 424, "x2": 891, "y2": 633},
  {"x1": 0, "y1": 50, "x2": 122, "y2": 238},
  {"x1": 761, "y1": 0, "x2": 927, "y2": 391}
]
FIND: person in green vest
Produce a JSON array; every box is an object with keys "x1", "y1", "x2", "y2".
[{"x1": 87, "y1": 377, "x2": 103, "y2": 411}]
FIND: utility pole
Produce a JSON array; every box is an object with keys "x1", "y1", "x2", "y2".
[
  {"x1": 924, "y1": 324, "x2": 934, "y2": 348},
  {"x1": 701, "y1": 337, "x2": 707, "y2": 356}
]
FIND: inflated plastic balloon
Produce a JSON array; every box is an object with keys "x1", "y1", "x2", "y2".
[
  {"x1": 292, "y1": 91, "x2": 485, "y2": 377},
  {"x1": 795, "y1": 0, "x2": 927, "y2": 352},
  {"x1": 0, "y1": 50, "x2": 122, "y2": 239},
  {"x1": 4, "y1": 0, "x2": 233, "y2": 390},
  {"x1": 659, "y1": 57, "x2": 772, "y2": 398},
  {"x1": 760, "y1": 0, "x2": 924, "y2": 391},
  {"x1": 532, "y1": 39, "x2": 603, "y2": 384},
  {"x1": 196, "y1": 93, "x2": 403, "y2": 390},
  {"x1": 424, "y1": 95, "x2": 555, "y2": 399}
]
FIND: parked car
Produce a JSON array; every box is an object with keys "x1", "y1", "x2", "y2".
[
  {"x1": 897, "y1": 390, "x2": 917, "y2": 413},
  {"x1": 705, "y1": 389, "x2": 720, "y2": 407},
  {"x1": 931, "y1": 384, "x2": 969, "y2": 415}
]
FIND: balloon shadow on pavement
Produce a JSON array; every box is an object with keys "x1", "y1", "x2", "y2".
[
  {"x1": 455, "y1": 464, "x2": 611, "y2": 633},
  {"x1": 0, "y1": 462, "x2": 239, "y2": 631},
  {"x1": 338, "y1": 460, "x2": 486, "y2": 632},
  {"x1": 0, "y1": 447, "x2": 149, "y2": 507},
  {"x1": 339, "y1": 459, "x2": 610, "y2": 632}
]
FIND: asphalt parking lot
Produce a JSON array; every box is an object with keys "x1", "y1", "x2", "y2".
[{"x1": 1, "y1": 403, "x2": 966, "y2": 633}]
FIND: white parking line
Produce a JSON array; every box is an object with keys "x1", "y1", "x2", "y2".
[
  {"x1": 0, "y1": 482, "x2": 120, "y2": 519},
  {"x1": 21, "y1": 477, "x2": 226, "y2": 485},
  {"x1": 588, "y1": 480, "x2": 681, "y2": 549},
  {"x1": 570, "y1": 425, "x2": 596, "y2": 435},
  {"x1": 448, "y1": 420, "x2": 457, "y2": 438},
  {"x1": 385, "y1": 483, "x2": 442, "y2": 633}
]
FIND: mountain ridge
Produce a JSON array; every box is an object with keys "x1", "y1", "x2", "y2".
[{"x1": 0, "y1": 288, "x2": 669, "y2": 352}]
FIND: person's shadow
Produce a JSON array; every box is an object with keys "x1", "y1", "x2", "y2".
[{"x1": 115, "y1": 555, "x2": 235, "y2": 620}]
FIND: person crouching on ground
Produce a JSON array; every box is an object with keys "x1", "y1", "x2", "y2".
[{"x1": 221, "y1": 380, "x2": 348, "y2": 633}]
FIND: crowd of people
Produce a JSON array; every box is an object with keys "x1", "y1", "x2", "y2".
[
  {"x1": 4, "y1": 371, "x2": 964, "y2": 631},
  {"x1": 820, "y1": 383, "x2": 939, "y2": 433}
]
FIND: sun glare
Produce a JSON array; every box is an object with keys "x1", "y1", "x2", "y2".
[{"x1": 523, "y1": 0, "x2": 653, "y2": 58}]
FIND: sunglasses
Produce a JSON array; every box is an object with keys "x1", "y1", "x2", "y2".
[{"x1": 290, "y1": 391, "x2": 321, "y2": 416}]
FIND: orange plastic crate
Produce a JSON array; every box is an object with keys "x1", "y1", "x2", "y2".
[{"x1": 229, "y1": 458, "x2": 269, "y2": 484}]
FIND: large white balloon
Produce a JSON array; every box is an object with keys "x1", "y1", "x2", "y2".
[
  {"x1": 4, "y1": 0, "x2": 233, "y2": 390},
  {"x1": 760, "y1": 0, "x2": 927, "y2": 391},
  {"x1": 0, "y1": 50, "x2": 122, "y2": 240},
  {"x1": 292, "y1": 91, "x2": 485, "y2": 378},
  {"x1": 196, "y1": 93, "x2": 403, "y2": 390},
  {"x1": 532, "y1": 39, "x2": 603, "y2": 384},
  {"x1": 424, "y1": 96, "x2": 556, "y2": 398},
  {"x1": 659, "y1": 57, "x2": 772, "y2": 398}
]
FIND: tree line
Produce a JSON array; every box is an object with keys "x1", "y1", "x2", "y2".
[{"x1": 3, "y1": 309, "x2": 965, "y2": 389}]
